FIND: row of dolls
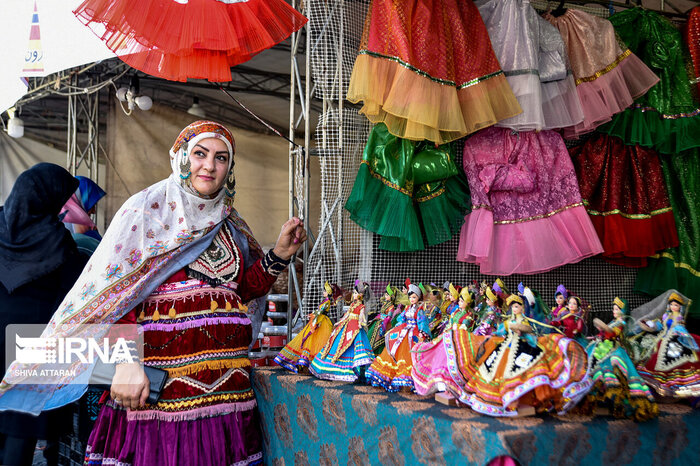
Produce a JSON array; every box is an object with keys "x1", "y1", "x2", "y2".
[{"x1": 274, "y1": 281, "x2": 700, "y2": 421}]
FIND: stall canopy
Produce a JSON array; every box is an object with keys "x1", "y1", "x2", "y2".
[{"x1": 0, "y1": 0, "x2": 116, "y2": 113}]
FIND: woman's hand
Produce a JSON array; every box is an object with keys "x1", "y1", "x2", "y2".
[
  {"x1": 110, "y1": 363, "x2": 150, "y2": 410},
  {"x1": 272, "y1": 217, "x2": 307, "y2": 260}
]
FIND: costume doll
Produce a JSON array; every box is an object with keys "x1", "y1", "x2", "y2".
[
  {"x1": 435, "y1": 283, "x2": 461, "y2": 335},
  {"x1": 584, "y1": 297, "x2": 658, "y2": 421},
  {"x1": 274, "y1": 282, "x2": 343, "y2": 372},
  {"x1": 412, "y1": 286, "x2": 478, "y2": 398},
  {"x1": 365, "y1": 283, "x2": 431, "y2": 392},
  {"x1": 550, "y1": 285, "x2": 567, "y2": 321},
  {"x1": 551, "y1": 295, "x2": 585, "y2": 340},
  {"x1": 309, "y1": 281, "x2": 375, "y2": 382},
  {"x1": 634, "y1": 291, "x2": 700, "y2": 398},
  {"x1": 367, "y1": 284, "x2": 400, "y2": 355},
  {"x1": 457, "y1": 293, "x2": 591, "y2": 416},
  {"x1": 424, "y1": 283, "x2": 444, "y2": 336},
  {"x1": 473, "y1": 287, "x2": 501, "y2": 336}
]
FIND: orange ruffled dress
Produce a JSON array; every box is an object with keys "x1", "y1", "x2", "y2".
[
  {"x1": 73, "y1": 0, "x2": 308, "y2": 82},
  {"x1": 347, "y1": 0, "x2": 521, "y2": 144}
]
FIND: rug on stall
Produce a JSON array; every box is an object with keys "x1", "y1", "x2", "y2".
[{"x1": 252, "y1": 366, "x2": 699, "y2": 466}]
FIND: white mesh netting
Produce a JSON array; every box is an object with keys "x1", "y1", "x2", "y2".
[{"x1": 302, "y1": 0, "x2": 650, "y2": 327}]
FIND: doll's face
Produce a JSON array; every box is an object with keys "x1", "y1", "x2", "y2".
[
  {"x1": 352, "y1": 291, "x2": 360, "y2": 301},
  {"x1": 409, "y1": 293, "x2": 420, "y2": 305},
  {"x1": 511, "y1": 302, "x2": 523, "y2": 315},
  {"x1": 556, "y1": 294, "x2": 565, "y2": 306},
  {"x1": 458, "y1": 297, "x2": 467, "y2": 310},
  {"x1": 669, "y1": 301, "x2": 682, "y2": 313},
  {"x1": 429, "y1": 291, "x2": 440, "y2": 303},
  {"x1": 612, "y1": 304, "x2": 622, "y2": 319},
  {"x1": 384, "y1": 292, "x2": 392, "y2": 302},
  {"x1": 486, "y1": 298, "x2": 494, "y2": 307},
  {"x1": 567, "y1": 297, "x2": 579, "y2": 312},
  {"x1": 323, "y1": 290, "x2": 329, "y2": 299}
]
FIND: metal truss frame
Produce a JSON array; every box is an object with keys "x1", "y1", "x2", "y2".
[
  {"x1": 286, "y1": 0, "x2": 312, "y2": 339},
  {"x1": 66, "y1": 74, "x2": 100, "y2": 183}
]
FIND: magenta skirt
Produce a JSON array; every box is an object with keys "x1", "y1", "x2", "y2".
[{"x1": 84, "y1": 400, "x2": 263, "y2": 466}]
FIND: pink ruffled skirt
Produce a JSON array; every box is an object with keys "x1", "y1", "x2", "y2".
[
  {"x1": 457, "y1": 204, "x2": 603, "y2": 275},
  {"x1": 562, "y1": 53, "x2": 659, "y2": 138}
]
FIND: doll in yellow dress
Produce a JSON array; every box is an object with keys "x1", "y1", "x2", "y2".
[{"x1": 274, "y1": 282, "x2": 343, "y2": 372}]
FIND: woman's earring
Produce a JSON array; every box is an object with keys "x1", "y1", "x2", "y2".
[
  {"x1": 180, "y1": 153, "x2": 192, "y2": 184},
  {"x1": 224, "y1": 170, "x2": 236, "y2": 206}
]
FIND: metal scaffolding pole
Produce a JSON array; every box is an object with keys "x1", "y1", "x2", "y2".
[
  {"x1": 66, "y1": 74, "x2": 100, "y2": 183},
  {"x1": 287, "y1": 0, "x2": 312, "y2": 340}
]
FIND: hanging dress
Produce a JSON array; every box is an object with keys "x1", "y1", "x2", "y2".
[
  {"x1": 544, "y1": 9, "x2": 659, "y2": 138},
  {"x1": 475, "y1": 0, "x2": 584, "y2": 131},
  {"x1": 73, "y1": 0, "x2": 308, "y2": 82},
  {"x1": 457, "y1": 127, "x2": 603, "y2": 275},
  {"x1": 308, "y1": 299, "x2": 374, "y2": 382},
  {"x1": 568, "y1": 133, "x2": 678, "y2": 266},
  {"x1": 634, "y1": 149, "x2": 700, "y2": 313},
  {"x1": 345, "y1": 123, "x2": 471, "y2": 252},
  {"x1": 273, "y1": 297, "x2": 334, "y2": 372},
  {"x1": 584, "y1": 318, "x2": 658, "y2": 421},
  {"x1": 346, "y1": 0, "x2": 522, "y2": 145},
  {"x1": 596, "y1": 8, "x2": 700, "y2": 154},
  {"x1": 365, "y1": 303, "x2": 431, "y2": 392},
  {"x1": 687, "y1": 7, "x2": 700, "y2": 96}
]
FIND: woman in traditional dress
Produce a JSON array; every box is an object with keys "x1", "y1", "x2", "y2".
[
  {"x1": 584, "y1": 297, "x2": 658, "y2": 421},
  {"x1": 0, "y1": 121, "x2": 306, "y2": 466},
  {"x1": 634, "y1": 292, "x2": 700, "y2": 398},
  {"x1": 458, "y1": 293, "x2": 591, "y2": 417},
  {"x1": 365, "y1": 283, "x2": 431, "y2": 392},
  {"x1": 274, "y1": 282, "x2": 343, "y2": 373},
  {"x1": 309, "y1": 281, "x2": 375, "y2": 382}
]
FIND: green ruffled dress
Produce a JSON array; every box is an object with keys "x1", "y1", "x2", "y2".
[
  {"x1": 597, "y1": 8, "x2": 700, "y2": 154},
  {"x1": 635, "y1": 149, "x2": 700, "y2": 317},
  {"x1": 345, "y1": 123, "x2": 470, "y2": 252}
]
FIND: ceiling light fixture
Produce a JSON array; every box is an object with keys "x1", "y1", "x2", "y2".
[
  {"x1": 116, "y1": 76, "x2": 153, "y2": 114},
  {"x1": 187, "y1": 96, "x2": 206, "y2": 118},
  {"x1": 6, "y1": 107, "x2": 24, "y2": 139}
]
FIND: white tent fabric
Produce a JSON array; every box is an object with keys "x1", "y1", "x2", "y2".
[
  {"x1": 0, "y1": 0, "x2": 116, "y2": 113},
  {"x1": 0, "y1": 131, "x2": 101, "y2": 205}
]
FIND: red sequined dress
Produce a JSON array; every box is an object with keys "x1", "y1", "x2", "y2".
[
  {"x1": 568, "y1": 133, "x2": 678, "y2": 267},
  {"x1": 347, "y1": 0, "x2": 522, "y2": 144}
]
